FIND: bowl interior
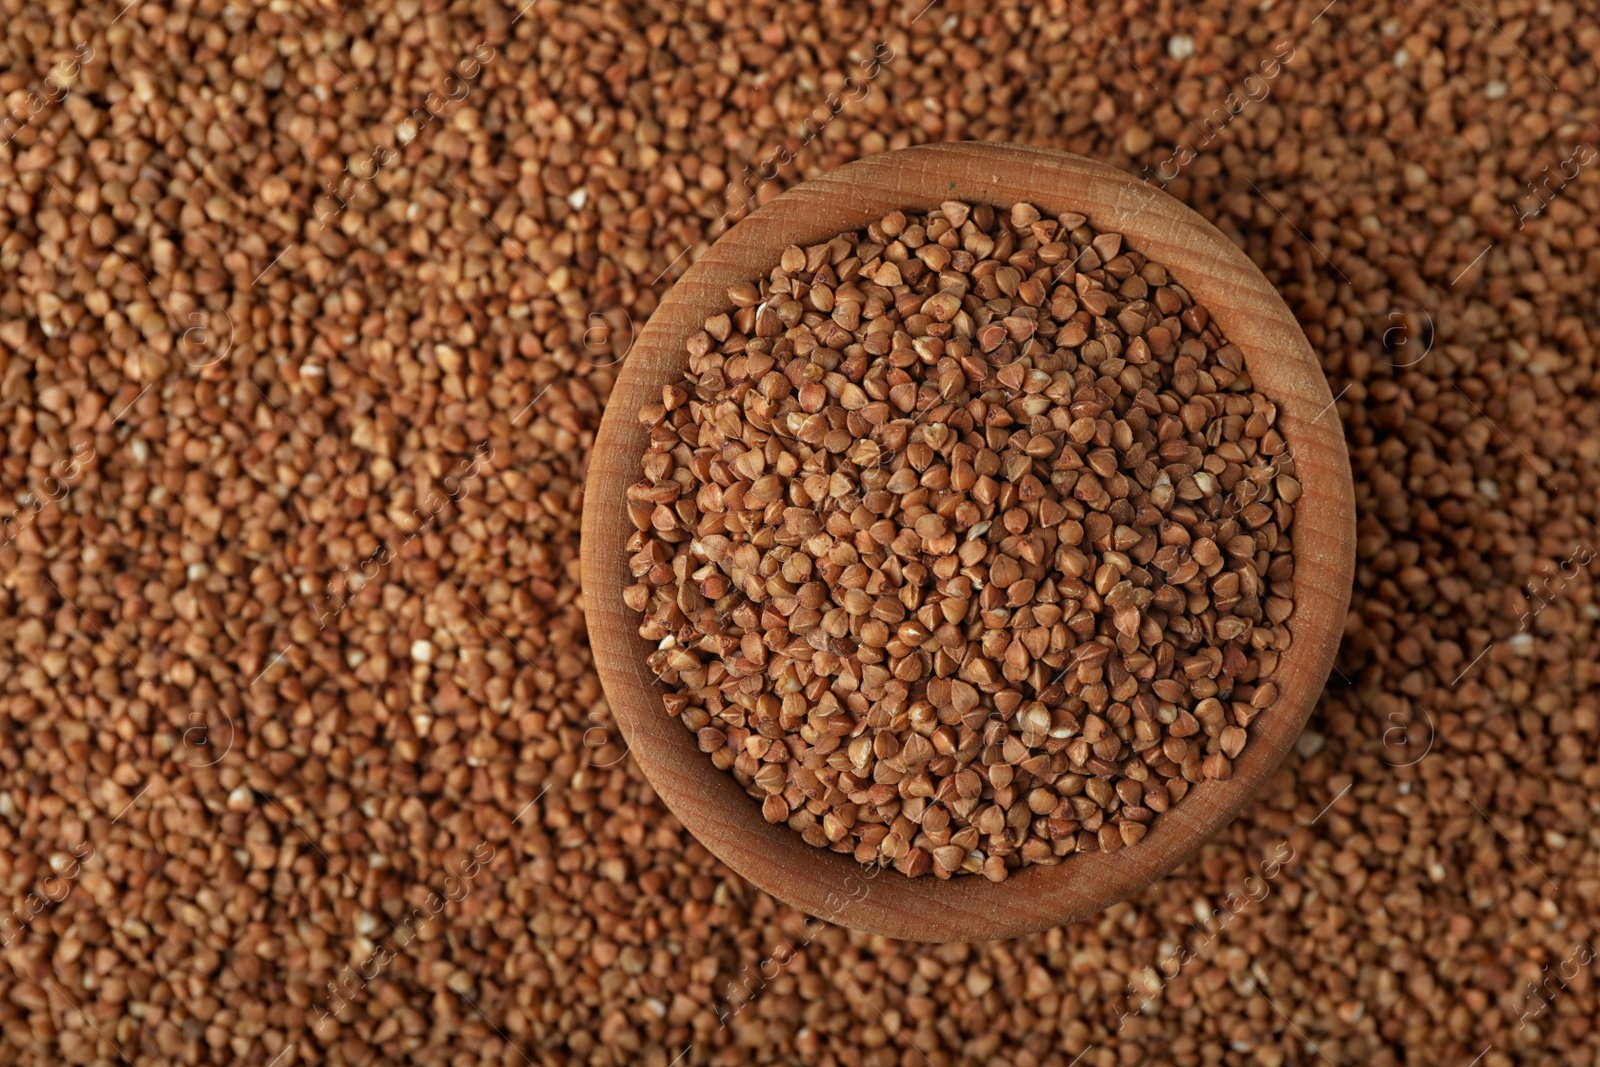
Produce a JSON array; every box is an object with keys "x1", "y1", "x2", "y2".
[{"x1": 580, "y1": 142, "x2": 1355, "y2": 942}]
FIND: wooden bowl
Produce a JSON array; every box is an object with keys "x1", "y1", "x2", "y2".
[{"x1": 580, "y1": 143, "x2": 1355, "y2": 942}]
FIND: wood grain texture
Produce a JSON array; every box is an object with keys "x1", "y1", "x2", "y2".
[{"x1": 580, "y1": 143, "x2": 1355, "y2": 942}]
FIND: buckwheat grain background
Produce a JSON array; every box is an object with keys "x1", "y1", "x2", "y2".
[{"x1": 1, "y1": 1, "x2": 1597, "y2": 1065}]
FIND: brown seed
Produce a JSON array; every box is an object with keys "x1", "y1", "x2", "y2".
[
  {"x1": 632, "y1": 200, "x2": 1293, "y2": 880},
  {"x1": 9, "y1": 10, "x2": 1584, "y2": 1065}
]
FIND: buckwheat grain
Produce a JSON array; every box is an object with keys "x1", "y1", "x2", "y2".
[{"x1": 629, "y1": 201, "x2": 1296, "y2": 879}]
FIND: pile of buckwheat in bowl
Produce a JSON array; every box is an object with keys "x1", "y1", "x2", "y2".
[
  {"x1": 627, "y1": 201, "x2": 1298, "y2": 880},
  {"x1": 5, "y1": 0, "x2": 1600, "y2": 1063}
]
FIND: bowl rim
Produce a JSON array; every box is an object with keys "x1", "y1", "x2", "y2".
[{"x1": 579, "y1": 142, "x2": 1355, "y2": 942}]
